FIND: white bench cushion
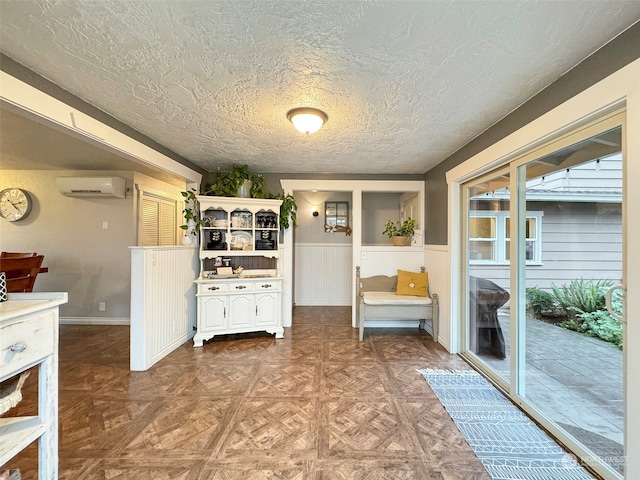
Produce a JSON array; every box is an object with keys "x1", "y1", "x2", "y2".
[{"x1": 362, "y1": 291, "x2": 432, "y2": 306}]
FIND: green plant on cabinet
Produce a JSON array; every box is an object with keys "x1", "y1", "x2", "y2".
[
  {"x1": 382, "y1": 217, "x2": 417, "y2": 238},
  {"x1": 202, "y1": 164, "x2": 297, "y2": 230}
]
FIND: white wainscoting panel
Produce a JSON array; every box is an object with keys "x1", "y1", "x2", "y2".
[
  {"x1": 295, "y1": 243, "x2": 352, "y2": 306},
  {"x1": 424, "y1": 245, "x2": 451, "y2": 351},
  {"x1": 129, "y1": 246, "x2": 199, "y2": 371}
]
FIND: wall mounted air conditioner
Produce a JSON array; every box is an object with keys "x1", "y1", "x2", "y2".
[{"x1": 56, "y1": 176, "x2": 126, "y2": 198}]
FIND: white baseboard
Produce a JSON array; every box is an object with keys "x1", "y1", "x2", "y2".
[
  {"x1": 60, "y1": 317, "x2": 130, "y2": 326},
  {"x1": 295, "y1": 302, "x2": 352, "y2": 306},
  {"x1": 364, "y1": 320, "x2": 421, "y2": 328}
]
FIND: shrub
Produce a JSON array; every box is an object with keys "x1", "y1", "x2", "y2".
[
  {"x1": 560, "y1": 310, "x2": 622, "y2": 349},
  {"x1": 526, "y1": 287, "x2": 556, "y2": 316},
  {"x1": 552, "y1": 278, "x2": 623, "y2": 349},
  {"x1": 550, "y1": 278, "x2": 613, "y2": 315}
]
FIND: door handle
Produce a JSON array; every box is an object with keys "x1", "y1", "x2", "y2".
[{"x1": 605, "y1": 284, "x2": 625, "y2": 324}]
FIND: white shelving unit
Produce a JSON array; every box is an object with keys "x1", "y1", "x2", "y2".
[{"x1": 197, "y1": 196, "x2": 282, "y2": 262}]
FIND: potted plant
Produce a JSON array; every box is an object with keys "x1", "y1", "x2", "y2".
[
  {"x1": 383, "y1": 217, "x2": 417, "y2": 246},
  {"x1": 204, "y1": 164, "x2": 297, "y2": 230},
  {"x1": 180, "y1": 189, "x2": 205, "y2": 244},
  {"x1": 206, "y1": 164, "x2": 266, "y2": 198}
]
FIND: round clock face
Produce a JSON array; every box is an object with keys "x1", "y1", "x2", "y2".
[{"x1": 0, "y1": 188, "x2": 33, "y2": 222}]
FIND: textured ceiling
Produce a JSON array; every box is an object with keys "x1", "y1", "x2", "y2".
[{"x1": 0, "y1": 1, "x2": 639, "y2": 175}]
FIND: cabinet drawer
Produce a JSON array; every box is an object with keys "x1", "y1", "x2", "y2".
[
  {"x1": 227, "y1": 282, "x2": 255, "y2": 293},
  {"x1": 255, "y1": 280, "x2": 282, "y2": 292},
  {"x1": 1, "y1": 311, "x2": 55, "y2": 380},
  {"x1": 198, "y1": 282, "x2": 229, "y2": 294}
]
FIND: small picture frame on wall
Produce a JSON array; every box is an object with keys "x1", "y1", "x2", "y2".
[{"x1": 324, "y1": 201, "x2": 349, "y2": 234}]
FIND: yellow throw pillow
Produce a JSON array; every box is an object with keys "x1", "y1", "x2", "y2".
[{"x1": 395, "y1": 269, "x2": 429, "y2": 297}]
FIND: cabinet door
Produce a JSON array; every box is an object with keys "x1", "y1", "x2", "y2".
[
  {"x1": 200, "y1": 296, "x2": 227, "y2": 331},
  {"x1": 228, "y1": 295, "x2": 253, "y2": 328},
  {"x1": 255, "y1": 292, "x2": 280, "y2": 327}
]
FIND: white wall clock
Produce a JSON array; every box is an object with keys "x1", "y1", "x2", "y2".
[{"x1": 0, "y1": 188, "x2": 33, "y2": 222}]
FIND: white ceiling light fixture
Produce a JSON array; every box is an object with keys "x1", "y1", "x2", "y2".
[{"x1": 287, "y1": 107, "x2": 328, "y2": 134}]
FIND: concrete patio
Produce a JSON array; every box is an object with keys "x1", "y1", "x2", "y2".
[{"x1": 479, "y1": 313, "x2": 624, "y2": 473}]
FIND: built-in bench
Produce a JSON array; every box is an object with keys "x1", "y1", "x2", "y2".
[{"x1": 356, "y1": 266, "x2": 438, "y2": 342}]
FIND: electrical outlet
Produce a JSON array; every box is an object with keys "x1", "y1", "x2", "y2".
[{"x1": 98, "y1": 302, "x2": 106, "y2": 312}]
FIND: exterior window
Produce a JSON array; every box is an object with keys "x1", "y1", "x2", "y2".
[
  {"x1": 470, "y1": 212, "x2": 542, "y2": 265},
  {"x1": 469, "y1": 217, "x2": 496, "y2": 261},
  {"x1": 505, "y1": 217, "x2": 537, "y2": 261}
]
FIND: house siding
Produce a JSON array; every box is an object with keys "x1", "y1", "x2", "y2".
[{"x1": 469, "y1": 201, "x2": 622, "y2": 293}]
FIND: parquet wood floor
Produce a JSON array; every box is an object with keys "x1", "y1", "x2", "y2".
[{"x1": 3, "y1": 306, "x2": 490, "y2": 479}]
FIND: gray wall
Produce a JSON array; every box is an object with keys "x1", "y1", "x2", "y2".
[
  {"x1": 362, "y1": 192, "x2": 403, "y2": 245},
  {"x1": 217, "y1": 172, "x2": 423, "y2": 197},
  {"x1": 424, "y1": 23, "x2": 640, "y2": 245},
  {"x1": 0, "y1": 169, "x2": 185, "y2": 319},
  {"x1": 0, "y1": 170, "x2": 135, "y2": 318},
  {"x1": 293, "y1": 191, "x2": 353, "y2": 244}
]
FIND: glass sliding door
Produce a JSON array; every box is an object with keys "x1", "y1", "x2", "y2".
[
  {"x1": 516, "y1": 125, "x2": 624, "y2": 477},
  {"x1": 462, "y1": 112, "x2": 625, "y2": 479},
  {"x1": 464, "y1": 167, "x2": 512, "y2": 386}
]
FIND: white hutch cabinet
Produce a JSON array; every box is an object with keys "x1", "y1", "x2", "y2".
[{"x1": 193, "y1": 196, "x2": 284, "y2": 347}]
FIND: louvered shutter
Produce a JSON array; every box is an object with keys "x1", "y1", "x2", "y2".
[
  {"x1": 139, "y1": 193, "x2": 179, "y2": 246},
  {"x1": 140, "y1": 197, "x2": 160, "y2": 246},
  {"x1": 159, "y1": 200, "x2": 176, "y2": 246}
]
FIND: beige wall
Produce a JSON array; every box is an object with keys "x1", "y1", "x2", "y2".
[{"x1": 0, "y1": 169, "x2": 184, "y2": 319}]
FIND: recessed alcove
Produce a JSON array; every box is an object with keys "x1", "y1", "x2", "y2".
[{"x1": 361, "y1": 191, "x2": 421, "y2": 246}]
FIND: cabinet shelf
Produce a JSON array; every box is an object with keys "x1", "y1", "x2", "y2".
[
  {"x1": 0, "y1": 416, "x2": 45, "y2": 465},
  {"x1": 198, "y1": 196, "x2": 282, "y2": 259},
  {"x1": 201, "y1": 227, "x2": 277, "y2": 231},
  {"x1": 200, "y1": 250, "x2": 278, "y2": 259}
]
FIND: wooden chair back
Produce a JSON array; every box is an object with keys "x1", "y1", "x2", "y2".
[
  {"x1": 355, "y1": 266, "x2": 426, "y2": 295},
  {"x1": 0, "y1": 255, "x2": 45, "y2": 292},
  {"x1": 1, "y1": 251, "x2": 38, "y2": 258}
]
